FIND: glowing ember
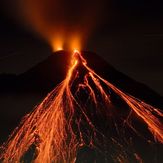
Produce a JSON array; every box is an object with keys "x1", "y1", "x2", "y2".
[{"x1": 0, "y1": 51, "x2": 162, "y2": 162}]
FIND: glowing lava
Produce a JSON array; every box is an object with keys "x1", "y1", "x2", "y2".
[{"x1": 0, "y1": 51, "x2": 162, "y2": 163}]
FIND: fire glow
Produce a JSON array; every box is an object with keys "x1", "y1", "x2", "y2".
[
  {"x1": 51, "y1": 34, "x2": 81, "y2": 52},
  {"x1": 0, "y1": 50, "x2": 163, "y2": 162}
]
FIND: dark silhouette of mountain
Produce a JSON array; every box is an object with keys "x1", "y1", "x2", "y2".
[
  {"x1": 0, "y1": 51, "x2": 162, "y2": 162},
  {"x1": 0, "y1": 50, "x2": 163, "y2": 105}
]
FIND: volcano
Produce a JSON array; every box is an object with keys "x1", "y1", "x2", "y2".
[{"x1": 0, "y1": 51, "x2": 162, "y2": 163}]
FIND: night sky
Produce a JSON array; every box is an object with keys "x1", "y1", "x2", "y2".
[{"x1": 0, "y1": 0, "x2": 163, "y2": 95}]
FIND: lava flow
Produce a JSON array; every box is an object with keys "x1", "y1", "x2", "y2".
[{"x1": 0, "y1": 50, "x2": 163, "y2": 163}]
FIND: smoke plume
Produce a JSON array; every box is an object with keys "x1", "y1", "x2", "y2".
[{"x1": 3, "y1": 0, "x2": 105, "y2": 51}]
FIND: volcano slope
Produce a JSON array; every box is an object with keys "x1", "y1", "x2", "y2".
[{"x1": 0, "y1": 51, "x2": 162, "y2": 162}]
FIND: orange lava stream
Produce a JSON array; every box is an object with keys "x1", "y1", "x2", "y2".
[
  {"x1": 0, "y1": 51, "x2": 162, "y2": 163},
  {"x1": 83, "y1": 59, "x2": 163, "y2": 143}
]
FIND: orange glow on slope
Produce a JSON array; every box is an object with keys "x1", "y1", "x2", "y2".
[{"x1": 0, "y1": 51, "x2": 162, "y2": 162}]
